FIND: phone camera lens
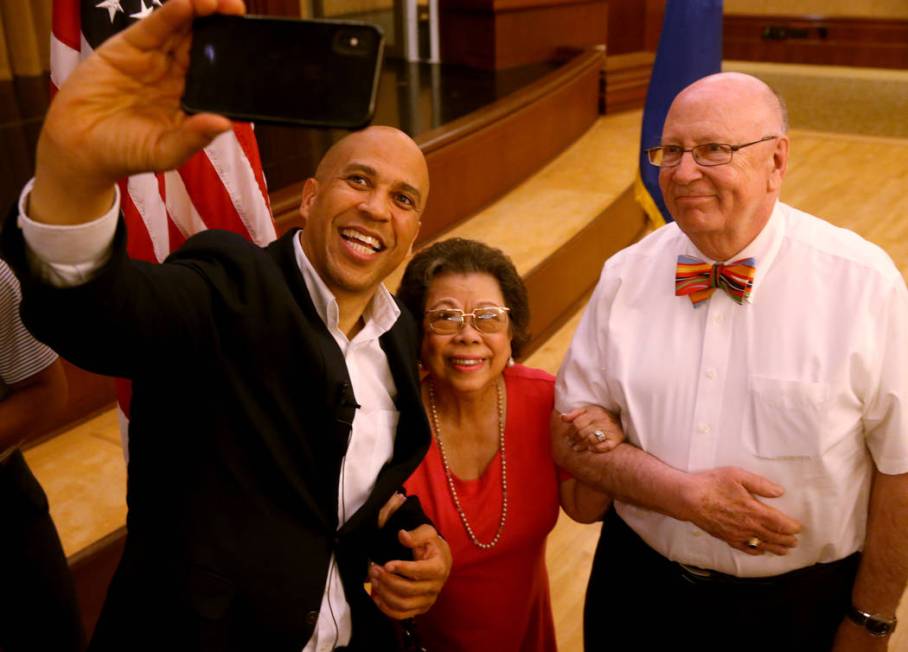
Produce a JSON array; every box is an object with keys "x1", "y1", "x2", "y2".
[{"x1": 333, "y1": 29, "x2": 370, "y2": 56}]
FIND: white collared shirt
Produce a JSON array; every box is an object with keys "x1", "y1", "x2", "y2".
[
  {"x1": 556, "y1": 201, "x2": 908, "y2": 577},
  {"x1": 293, "y1": 235, "x2": 400, "y2": 652},
  {"x1": 17, "y1": 182, "x2": 401, "y2": 650}
]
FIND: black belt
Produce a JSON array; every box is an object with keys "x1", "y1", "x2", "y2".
[
  {"x1": 606, "y1": 507, "x2": 861, "y2": 590},
  {"x1": 675, "y1": 552, "x2": 861, "y2": 587}
]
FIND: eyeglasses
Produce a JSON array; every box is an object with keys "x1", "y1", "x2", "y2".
[
  {"x1": 425, "y1": 306, "x2": 510, "y2": 335},
  {"x1": 646, "y1": 136, "x2": 779, "y2": 168}
]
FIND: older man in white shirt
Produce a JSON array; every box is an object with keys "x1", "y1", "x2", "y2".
[{"x1": 553, "y1": 72, "x2": 908, "y2": 652}]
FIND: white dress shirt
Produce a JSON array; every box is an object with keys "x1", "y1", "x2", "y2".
[
  {"x1": 556, "y1": 201, "x2": 908, "y2": 577},
  {"x1": 17, "y1": 181, "x2": 401, "y2": 650}
]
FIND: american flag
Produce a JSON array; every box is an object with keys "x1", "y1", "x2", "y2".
[{"x1": 51, "y1": 0, "x2": 277, "y2": 424}]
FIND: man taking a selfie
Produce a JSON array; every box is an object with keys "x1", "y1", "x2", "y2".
[{"x1": 1, "y1": 1, "x2": 450, "y2": 650}]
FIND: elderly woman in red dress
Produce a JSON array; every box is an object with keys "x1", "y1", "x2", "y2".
[{"x1": 392, "y1": 238, "x2": 619, "y2": 651}]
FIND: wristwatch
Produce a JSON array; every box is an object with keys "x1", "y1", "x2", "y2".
[{"x1": 847, "y1": 606, "x2": 897, "y2": 637}]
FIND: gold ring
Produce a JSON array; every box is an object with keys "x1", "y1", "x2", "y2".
[
  {"x1": 746, "y1": 537, "x2": 761, "y2": 549},
  {"x1": 593, "y1": 430, "x2": 606, "y2": 442}
]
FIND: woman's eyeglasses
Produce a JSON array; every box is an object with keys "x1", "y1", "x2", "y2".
[{"x1": 425, "y1": 307, "x2": 510, "y2": 334}]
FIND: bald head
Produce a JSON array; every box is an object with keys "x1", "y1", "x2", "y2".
[
  {"x1": 670, "y1": 72, "x2": 788, "y2": 137},
  {"x1": 316, "y1": 126, "x2": 429, "y2": 201}
]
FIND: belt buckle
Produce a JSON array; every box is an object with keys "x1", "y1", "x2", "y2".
[
  {"x1": 679, "y1": 563, "x2": 712, "y2": 577},
  {"x1": 677, "y1": 562, "x2": 721, "y2": 585}
]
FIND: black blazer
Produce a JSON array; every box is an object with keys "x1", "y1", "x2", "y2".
[{"x1": 2, "y1": 211, "x2": 432, "y2": 651}]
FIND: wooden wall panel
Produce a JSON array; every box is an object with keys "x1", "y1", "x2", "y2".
[
  {"x1": 21, "y1": 360, "x2": 116, "y2": 449},
  {"x1": 438, "y1": 10, "x2": 496, "y2": 69},
  {"x1": 440, "y1": 0, "x2": 607, "y2": 69},
  {"x1": 601, "y1": 0, "x2": 662, "y2": 114},
  {"x1": 245, "y1": 0, "x2": 303, "y2": 16},
  {"x1": 724, "y1": 14, "x2": 908, "y2": 69},
  {"x1": 605, "y1": 0, "x2": 646, "y2": 55},
  {"x1": 643, "y1": 0, "x2": 665, "y2": 51},
  {"x1": 493, "y1": 2, "x2": 607, "y2": 70},
  {"x1": 724, "y1": 0, "x2": 908, "y2": 19}
]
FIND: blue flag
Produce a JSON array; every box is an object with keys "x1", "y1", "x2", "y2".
[{"x1": 635, "y1": 0, "x2": 723, "y2": 226}]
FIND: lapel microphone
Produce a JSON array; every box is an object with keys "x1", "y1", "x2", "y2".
[{"x1": 335, "y1": 382, "x2": 360, "y2": 457}]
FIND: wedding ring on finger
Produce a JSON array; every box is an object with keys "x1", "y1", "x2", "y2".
[
  {"x1": 593, "y1": 430, "x2": 607, "y2": 443},
  {"x1": 745, "y1": 537, "x2": 762, "y2": 550}
]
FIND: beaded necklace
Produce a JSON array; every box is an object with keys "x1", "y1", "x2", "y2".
[{"x1": 427, "y1": 379, "x2": 508, "y2": 550}]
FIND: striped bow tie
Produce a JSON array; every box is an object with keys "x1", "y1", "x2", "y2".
[{"x1": 675, "y1": 255, "x2": 757, "y2": 307}]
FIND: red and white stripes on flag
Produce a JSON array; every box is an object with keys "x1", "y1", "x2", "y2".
[
  {"x1": 51, "y1": 0, "x2": 277, "y2": 432},
  {"x1": 51, "y1": 0, "x2": 276, "y2": 262}
]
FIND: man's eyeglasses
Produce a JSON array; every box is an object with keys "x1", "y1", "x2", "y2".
[
  {"x1": 425, "y1": 306, "x2": 510, "y2": 335},
  {"x1": 646, "y1": 135, "x2": 779, "y2": 168}
]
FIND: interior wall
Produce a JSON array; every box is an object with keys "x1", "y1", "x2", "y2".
[
  {"x1": 606, "y1": 0, "x2": 664, "y2": 55},
  {"x1": 724, "y1": 0, "x2": 908, "y2": 19}
]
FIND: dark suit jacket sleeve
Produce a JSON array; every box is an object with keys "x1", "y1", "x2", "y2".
[{"x1": 2, "y1": 206, "x2": 256, "y2": 380}]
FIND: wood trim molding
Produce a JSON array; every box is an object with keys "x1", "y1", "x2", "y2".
[
  {"x1": 440, "y1": 0, "x2": 607, "y2": 69},
  {"x1": 604, "y1": 51, "x2": 654, "y2": 114},
  {"x1": 724, "y1": 14, "x2": 908, "y2": 69},
  {"x1": 68, "y1": 526, "x2": 126, "y2": 640},
  {"x1": 21, "y1": 360, "x2": 116, "y2": 450}
]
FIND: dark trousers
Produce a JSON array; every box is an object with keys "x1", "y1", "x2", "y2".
[
  {"x1": 584, "y1": 509, "x2": 859, "y2": 652},
  {"x1": 0, "y1": 449, "x2": 83, "y2": 652}
]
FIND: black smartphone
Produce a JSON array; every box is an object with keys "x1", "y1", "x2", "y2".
[{"x1": 182, "y1": 15, "x2": 384, "y2": 129}]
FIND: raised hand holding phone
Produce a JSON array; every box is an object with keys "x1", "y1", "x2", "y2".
[{"x1": 31, "y1": 0, "x2": 244, "y2": 227}]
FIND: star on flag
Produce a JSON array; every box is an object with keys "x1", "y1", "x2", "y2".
[
  {"x1": 95, "y1": 0, "x2": 123, "y2": 22},
  {"x1": 130, "y1": 0, "x2": 155, "y2": 20},
  {"x1": 95, "y1": 0, "x2": 161, "y2": 23}
]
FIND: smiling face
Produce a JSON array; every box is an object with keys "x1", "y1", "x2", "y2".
[
  {"x1": 298, "y1": 126, "x2": 429, "y2": 306},
  {"x1": 420, "y1": 272, "x2": 512, "y2": 397},
  {"x1": 658, "y1": 73, "x2": 789, "y2": 260}
]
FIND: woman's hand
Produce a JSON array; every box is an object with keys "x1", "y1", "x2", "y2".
[
  {"x1": 559, "y1": 405, "x2": 624, "y2": 454},
  {"x1": 369, "y1": 525, "x2": 452, "y2": 619}
]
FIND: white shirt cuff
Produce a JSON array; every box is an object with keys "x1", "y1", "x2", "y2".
[{"x1": 17, "y1": 178, "x2": 120, "y2": 287}]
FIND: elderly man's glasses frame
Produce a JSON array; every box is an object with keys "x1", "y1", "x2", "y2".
[
  {"x1": 646, "y1": 135, "x2": 779, "y2": 168},
  {"x1": 425, "y1": 307, "x2": 511, "y2": 334}
]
